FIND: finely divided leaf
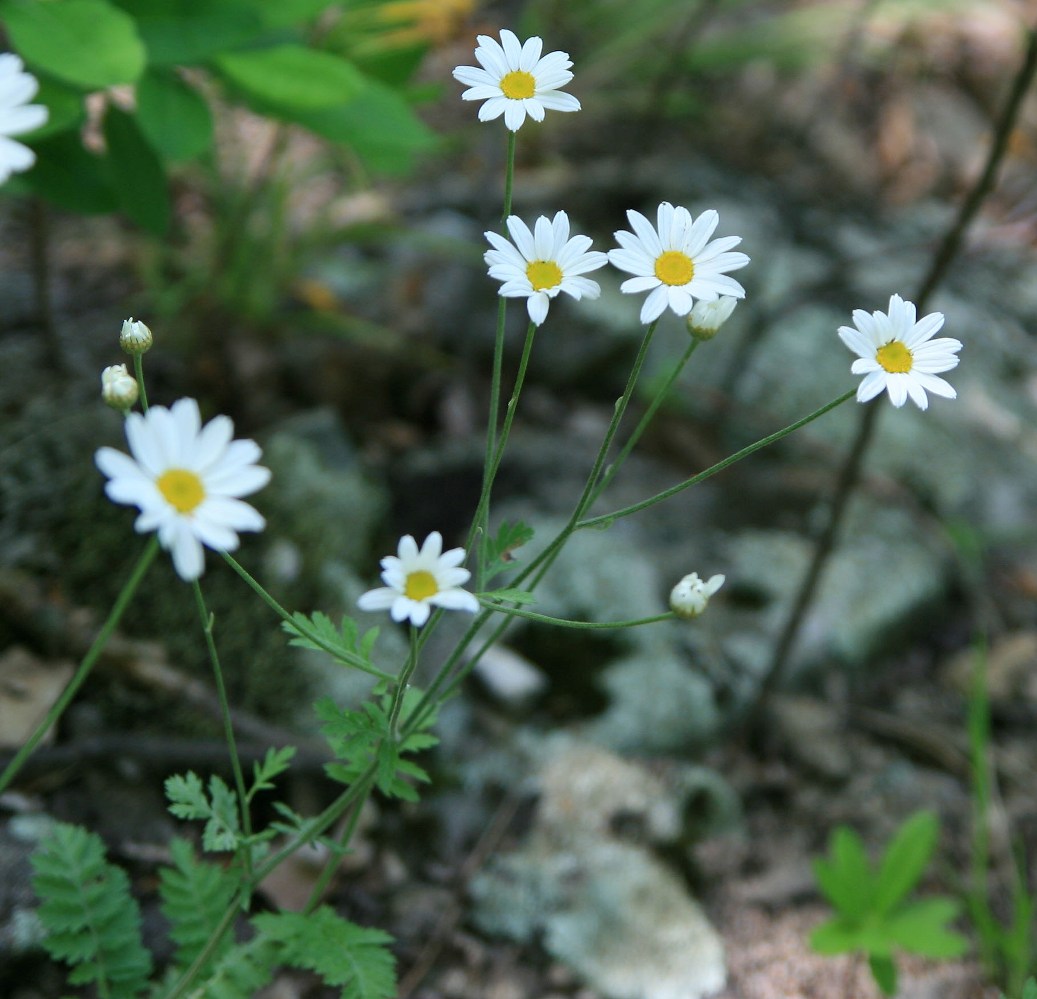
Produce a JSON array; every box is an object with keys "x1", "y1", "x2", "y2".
[
  {"x1": 254, "y1": 907, "x2": 396, "y2": 999},
  {"x1": 31, "y1": 823, "x2": 152, "y2": 998},
  {"x1": 159, "y1": 839, "x2": 238, "y2": 972}
]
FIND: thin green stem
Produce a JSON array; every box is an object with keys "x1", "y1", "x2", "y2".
[
  {"x1": 132, "y1": 352, "x2": 149, "y2": 413},
  {"x1": 388, "y1": 627, "x2": 420, "y2": 736},
  {"x1": 0, "y1": 538, "x2": 159, "y2": 794},
  {"x1": 302, "y1": 774, "x2": 375, "y2": 914},
  {"x1": 478, "y1": 601, "x2": 675, "y2": 630},
  {"x1": 471, "y1": 320, "x2": 538, "y2": 585},
  {"x1": 191, "y1": 582, "x2": 253, "y2": 881},
  {"x1": 589, "y1": 337, "x2": 699, "y2": 507},
  {"x1": 580, "y1": 389, "x2": 856, "y2": 529},
  {"x1": 501, "y1": 130, "x2": 516, "y2": 223},
  {"x1": 221, "y1": 552, "x2": 394, "y2": 682}
]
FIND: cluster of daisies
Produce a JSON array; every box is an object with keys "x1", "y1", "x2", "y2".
[{"x1": 86, "y1": 27, "x2": 961, "y2": 627}]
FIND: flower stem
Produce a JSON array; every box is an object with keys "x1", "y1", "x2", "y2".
[
  {"x1": 478, "y1": 601, "x2": 675, "y2": 629},
  {"x1": 580, "y1": 388, "x2": 856, "y2": 529},
  {"x1": 589, "y1": 337, "x2": 699, "y2": 506},
  {"x1": 0, "y1": 538, "x2": 159, "y2": 794},
  {"x1": 221, "y1": 552, "x2": 394, "y2": 682},
  {"x1": 132, "y1": 352, "x2": 149, "y2": 413},
  {"x1": 388, "y1": 627, "x2": 421, "y2": 736},
  {"x1": 501, "y1": 130, "x2": 517, "y2": 223},
  {"x1": 191, "y1": 581, "x2": 253, "y2": 880},
  {"x1": 471, "y1": 320, "x2": 538, "y2": 585}
]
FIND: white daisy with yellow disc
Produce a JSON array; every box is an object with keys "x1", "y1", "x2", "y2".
[
  {"x1": 452, "y1": 29, "x2": 580, "y2": 132},
  {"x1": 484, "y1": 210, "x2": 608, "y2": 326},
  {"x1": 839, "y1": 294, "x2": 961, "y2": 410},
  {"x1": 358, "y1": 532, "x2": 479, "y2": 627},
  {"x1": 95, "y1": 398, "x2": 270, "y2": 581},
  {"x1": 608, "y1": 203, "x2": 750, "y2": 325}
]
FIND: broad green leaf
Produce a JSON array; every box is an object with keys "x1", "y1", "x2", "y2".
[
  {"x1": 27, "y1": 77, "x2": 85, "y2": 139},
  {"x1": 1, "y1": 0, "x2": 145, "y2": 87},
  {"x1": 114, "y1": 0, "x2": 265, "y2": 66},
  {"x1": 809, "y1": 917, "x2": 891, "y2": 957},
  {"x1": 136, "y1": 69, "x2": 213, "y2": 162},
  {"x1": 214, "y1": 45, "x2": 365, "y2": 110},
  {"x1": 288, "y1": 78, "x2": 436, "y2": 174},
  {"x1": 103, "y1": 105, "x2": 171, "y2": 235},
  {"x1": 873, "y1": 811, "x2": 938, "y2": 916},
  {"x1": 254, "y1": 0, "x2": 333, "y2": 29},
  {"x1": 868, "y1": 953, "x2": 898, "y2": 997},
  {"x1": 813, "y1": 825, "x2": 873, "y2": 920},
  {"x1": 17, "y1": 132, "x2": 117, "y2": 213},
  {"x1": 885, "y1": 897, "x2": 968, "y2": 958}
]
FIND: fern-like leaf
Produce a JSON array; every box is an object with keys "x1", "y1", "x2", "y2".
[
  {"x1": 254, "y1": 907, "x2": 396, "y2": 999},
  {"x1": 31, "y1": 822, "x2": 152, "y2": 998},
  {"x1": 183, "y1": 935, "x2": 278, "y2": 999},
  {"x1": 158, "y1": 838, "x2": 239, "y2": 973}
]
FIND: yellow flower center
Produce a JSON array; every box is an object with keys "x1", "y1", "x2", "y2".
[
  {"x1": 654, "y1": 250, "x2": 694, "y2": 286},
  {"x1": 500, "y1": 69, "x2": 536, "y2": 100},
  {"x1": 526, "y1": 259, "x2": 563, "y2": 291},
  {"x1": 876, "y1": 340, "x2": 913, "y2": 374},
  {"x1": 157, "y1": 468, "x2": 205, "y2": 513},
  {"x1": 404, "y1": 570, "x2": 439, "y2": 601}
]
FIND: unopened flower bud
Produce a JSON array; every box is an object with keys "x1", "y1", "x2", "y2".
[
  {"x1": 120, "y1": 317, "x2": 153, "y2": 354},
  {"x1": 101, "y1": 364, "x2": 139, "y2": 412},
  {"x1": 669, "y1": 572, "x2": 725, "y2": 619},
  {"x1": 686, "y1": 297, "x2": 737, "y2": 341}
]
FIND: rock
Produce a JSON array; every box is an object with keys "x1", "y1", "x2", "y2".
[
  {"x1": 470, "y1": 742, "x2": 727, "y2": 999},
  {"x1": 471, "y1": 644, "x2": 548, "y2": 712}
]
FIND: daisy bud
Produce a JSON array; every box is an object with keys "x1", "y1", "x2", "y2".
[
  {"x1": 120, "y1": 317, "x2": 153, "y2": 354},
  {"x1": 669, "y1": 572, "x2": 725, "y2": 619},
  {"x1": 687, "y1": 296, "x2": 737, "y2": 341},
  {"x1": 100, "y1": 364, "x2": 139, "y2": 412}
]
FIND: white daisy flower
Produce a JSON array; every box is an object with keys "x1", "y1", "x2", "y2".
[
  {"x1": 0, "y1": 53, "x2": 48, "y2": 186},
  {"x1": 452, "y1": 29, "x2": 580, "y2": 131},
  {"x1": 838, "y1": 294, "x2": 961, "y2": 410},
  {"x1": 95, "y1": 398, "x2": 270, "y2": 581},
  {"x1": 358, "y1": 531, "x2": 479, "y2": 627},
  {"x1": 669, "y1": 572, "x2": 725, "y2": 620},
  {"x1": 608, "y1": 203, "x2": 750, "y2": 325},
  {"x1": 484, "y1": 210, "x2": 608, "y2": 325}
]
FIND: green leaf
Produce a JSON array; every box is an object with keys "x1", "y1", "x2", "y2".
[
  {"x1": 214, "y1": 45, "x2": 366, "y2": 110},
  {"x1": 1, "y1": 0, "x2": 145, "y2": 87},
  {"x1": 873, "y1": 811, "x2": 938, "y2": 916},
  {"x1": 288, "y1": 77, "x2": 436, "y2": 174},
  {"x1": 868, "y1": 953, "x2": 898, "y2": 997},
  {"x1": 111, "y1": 0, "x2": 265, "y2": 65},
  {"x1": 254, "y1": 0, "x2": 333, "y2": 29},
  {"x1": 809, "y1": 917, "x2": 890, "y2": 957},
  {"x1": 31, "y1": 823, "x2": 152, "y2": 997},
  {"x1": 102, "y1": 105, "x2": 171, "y2": 235},
  {"x1": 251, "y1": 745, "x2": 297, "y2": 796},
  {"x1": 27, "y1": 77, "x2": 86, "y2": 139},
  {"x1": 15, "y1": 131, "x2": 117, "y2": 213},
  {"x1": 478, "y1": 520, "x2": 535, "y2": 586},
  {"x1": 165, "y1": 771, "x2": 209, "y2": 820},
  {"x1": 884, "y1": 897, "x2": 968, "y2": 958},
  {"x1": 813, "y1": 825, "x2": 874, "y2": 920},
  {"x1": 136, "y1": 69, "x2": 214, "y2": 162},
  {"x1": 158, "y1": 839, "x2": 238, "y2": 972},
  {"x1": 283, "y1": 611, "x2": 379, "y2": 671},
  {"x1": 254, "y1": 907, "x2": 397, "y2": 999}
]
